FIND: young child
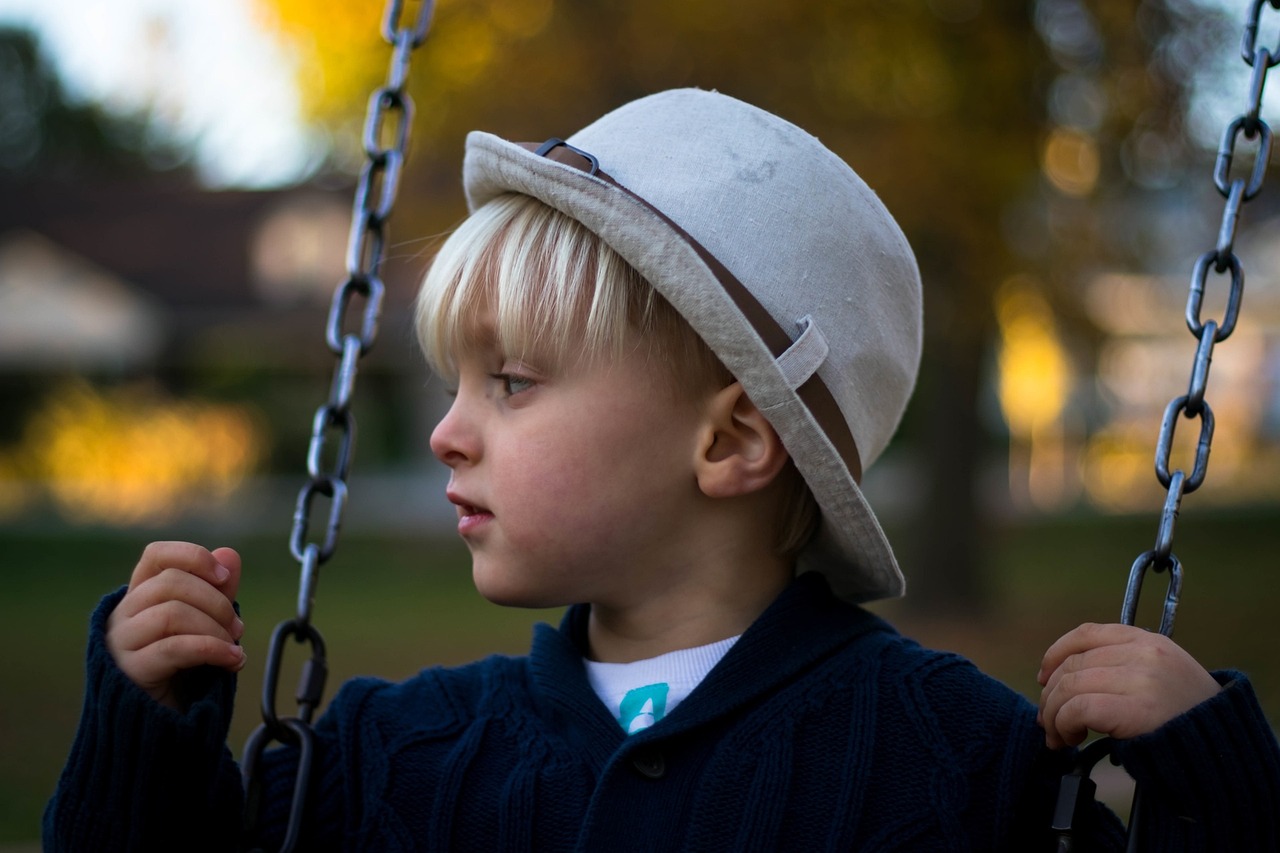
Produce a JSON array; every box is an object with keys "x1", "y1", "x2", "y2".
[{"x1": 45, "y1": 89, "x2": 1279, "y2": 851}]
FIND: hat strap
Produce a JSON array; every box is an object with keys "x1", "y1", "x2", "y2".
[
  {"x1": 523, "y1": 139, "x2": 864, "y2": 484},
  {"x1": 777, "y1": 316, "x2": 828, "y2": 391}
]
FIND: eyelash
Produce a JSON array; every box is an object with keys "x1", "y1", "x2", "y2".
[{"x1": 490, "y1": 372, "x2": 535, "y2": 396}]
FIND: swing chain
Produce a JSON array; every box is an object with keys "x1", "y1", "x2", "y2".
[
  {"x1": 1136, "y1": 0, "x2": 1276, "y2": 635},
  {"x1": 242, "y1": 3, "x2": 434, "y2": 852},
  {"x1": 1055, "y1": 3, "x2": 1276, "y2": 848}
]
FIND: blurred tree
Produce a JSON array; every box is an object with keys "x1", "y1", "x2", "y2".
[
  {"x1": 254, "y1": 0, "x2": 1234, "y2": 613},
  {"x1": 0, "y1": 27, "x2": 190, "y2": 181}
]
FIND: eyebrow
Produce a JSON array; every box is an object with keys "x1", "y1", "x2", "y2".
[{"x1": 451, "y1": 311, "x2": 499, "y2": 354}]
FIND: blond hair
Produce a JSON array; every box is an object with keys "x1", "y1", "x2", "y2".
[{"x1": 416, "y1": 193, "x2": 818, "y2": 559}]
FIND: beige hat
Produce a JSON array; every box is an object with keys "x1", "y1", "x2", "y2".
[{"x1": 462, "y1": 88, "x2": 922, "y2": 602}]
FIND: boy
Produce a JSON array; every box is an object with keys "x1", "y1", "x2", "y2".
[{"x1": 46, "y1": 89, "x2": 1280, "y2": 850}]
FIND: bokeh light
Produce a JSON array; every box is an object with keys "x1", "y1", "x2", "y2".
[
  {"x1": 1042, "y1": 126, "x2": 1100, "y2": 196},
  {"x1": 4, "y1": 379, "x2": 264, "y2": 525}
]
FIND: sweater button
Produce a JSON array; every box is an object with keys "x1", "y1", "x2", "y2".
[{"x1": 631, "y1": 749, "x2": 665, "y2": 779}]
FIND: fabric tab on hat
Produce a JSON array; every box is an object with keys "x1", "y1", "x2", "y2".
[{"x1": 776, "y1": 316, "x2": 828, "y2": 391}]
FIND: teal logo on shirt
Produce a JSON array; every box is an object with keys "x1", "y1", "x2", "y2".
[{"x1": 619, "y1": 683, "x2": 669, "y2": 734}]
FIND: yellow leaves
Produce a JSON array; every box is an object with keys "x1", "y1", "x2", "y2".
[
  {"x1": 3, "y1": 380, "x2": 263, "y2": 526},
  {"x1": 250, "y1": 0, "x2": 556, "y2": 149},
  {"x1": 438, "y1": 12, "x2": 496, "y2": 88},
  {"x1": 251, "y1": 0, "x2": 388, "y2": 134},
  {"x1": 487, "y1": 0, "x2": 553, "y2": 40},
  {"x1": 811, "y1": 15, "x2": 959, "y2": 119}
]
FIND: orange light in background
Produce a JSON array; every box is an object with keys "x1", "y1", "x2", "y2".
[
  {"x1": 14, "y1": 380, "x2": 263, "y2": 526},
  {"x1": 996, "y1": 276, "x2": 1078, "y2": 510},
  {"x1": 1042, "y1": 126, "x2": 1100, "y2": 197},
  {"x1": 1085, "y1": 324, "x2": 1275, "y2": 512},
  {"x1": 997, "y1": 277, "x2": 1071, "y2": 437},
  {"x1": 1081, "y1": 423, "x2": 1154, "y2": 512}
]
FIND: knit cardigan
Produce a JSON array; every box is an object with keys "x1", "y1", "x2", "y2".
[{"x1": 45, "y1": 573, "x2": 1280, "y2": 851}]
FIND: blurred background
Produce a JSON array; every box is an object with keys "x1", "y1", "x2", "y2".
[{"x1": 2, "y1": 0, "x2": 1278, "y2": 845}]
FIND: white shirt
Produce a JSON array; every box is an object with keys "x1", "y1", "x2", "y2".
[{"x1": 584, "y1": 636, "x2": 740, "y2": 734}]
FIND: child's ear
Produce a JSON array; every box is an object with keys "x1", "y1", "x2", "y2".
[{"x1": 695, "y1": 382, "x2": 790, "y2": 498}]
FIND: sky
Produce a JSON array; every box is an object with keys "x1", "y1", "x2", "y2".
[{"x1": 0, "y1": 0, "x2": 319, "y2": 188}]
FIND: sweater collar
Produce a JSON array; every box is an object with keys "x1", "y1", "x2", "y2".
[
  {"x1": 528, "y1": 572, "x2": 895, "y2": 749},
  {"x1": 646, "y1": 572, "x2": 893, "y2": 738}
]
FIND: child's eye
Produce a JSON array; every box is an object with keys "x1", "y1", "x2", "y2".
[{"x1": 491, "y1": 373, "x2": 535, "y2": 396}]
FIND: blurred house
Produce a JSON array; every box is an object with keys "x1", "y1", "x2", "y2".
[
  {"x1": 0, "y1": 178, "x2": 450, "y2": 532},
  {"x1": 0, "y1": 229, "x2": 163, "y2": 372},
  {"x1": 0, "y1": 179, "x2": 414, "y2": 364}
]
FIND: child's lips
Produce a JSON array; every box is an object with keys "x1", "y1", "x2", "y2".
[
  {"x1": 447, "y1": 489, "x2": 492, "y2": 534},
  {"x1": 456, "y1": 507, "x2": 493, "y2": 537}
]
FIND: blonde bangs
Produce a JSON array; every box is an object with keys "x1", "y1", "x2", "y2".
[
  {"x1": 416, "y1": 193, "x2": 812, "y2": 559},
  {"x1": 416, "y1": 194, "x2": 656, "y2": 381}
]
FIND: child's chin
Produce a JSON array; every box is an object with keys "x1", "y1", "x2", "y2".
[{"x1": 471, "y1": 568, "x2": 564, "y2": 610}]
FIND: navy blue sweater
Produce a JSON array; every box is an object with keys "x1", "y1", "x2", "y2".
[{"x1": 45, "y1": 573, "x2": 1280, "y2": 851}]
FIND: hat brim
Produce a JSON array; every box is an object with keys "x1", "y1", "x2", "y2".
[{"x1": 462, "y1": 131, "x2": 905, "y2": 603}]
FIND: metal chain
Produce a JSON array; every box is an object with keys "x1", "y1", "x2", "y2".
[
  {"x1": 1054, "y1": 2, "x2": 1277, "y2": 849},
  {"x1": 1122, "y1": 0, "x2": 1276, "y2": 642},
  {"x1": 240, "y1": 3, "x2": 434, "y2": 851}
]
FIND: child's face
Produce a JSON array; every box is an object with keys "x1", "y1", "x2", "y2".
[{"x1": 430, "y1": 318, "x2": 711, "y2": 610}]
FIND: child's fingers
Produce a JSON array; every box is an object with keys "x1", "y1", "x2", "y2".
[
  {"x1": 108, "y1": 597, "x2": 242, "y2": 654},
  {"x1": 118, "y1": 634, "x2": 247, "y2": 694},
  {"x1": 1042, "y1": 691, "x2": 1134, "y2": 750},
  {"x1": 112, "y1": 567, "x2": 241, "y2": 638},
  {"x1": 1038, "y1": 642, "x2": 1133, "y2": 703},
  {"x1": 1037, "y1": 622, "x2": 1140, "y2": 685},
  {"x1": 107, "y1": 592, "x2": 246, "y2": 697},
  {"x1": 1038, "y1": 622, "x2": 1223, "y2": 749},
  {"x1": 209, "y1": 546, "x2": 243, "y2": 603},
  {"x1": 127, "y1": 541, "x2": 236, "y2": 598},
  {"x1": 105, "y1": 541, "x2": 247, "y2": 709},
  {"x1": 1038, "y1": 660, "x2": 1150, "y2": 748}
]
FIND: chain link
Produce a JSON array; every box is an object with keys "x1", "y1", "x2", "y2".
[
  {"x1": 1055, "y1": 3, "x2": 1276, "y2": 848},
  {"x1": 241, "y1": 3, "x2": 434, "y2": 850},
  {"x1": 1131, "y1": 0, "x2": 1275, "y2": 636},
  {"x1": 1242, "y1": 1, "x2": 1280, "y2": 70}
]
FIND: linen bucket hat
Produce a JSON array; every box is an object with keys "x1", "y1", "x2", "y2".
[{"x1": 462, "y1": 88, "x2": 923, "y2": 602}]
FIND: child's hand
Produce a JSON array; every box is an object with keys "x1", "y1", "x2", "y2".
[
  {"x1": 105, "y1": 542, "x2": 246, "y2": 710},
  {"x1": 1036, "y1": 622, "x2": 1221, "y2": 750}
]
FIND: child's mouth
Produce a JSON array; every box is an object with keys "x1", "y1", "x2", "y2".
[
  {"x1": 447, "y1": 490, "x2": 493, "y2": 535},
  {"x1": 456, "y1": 505, "x2": 493, "y2": 536}
]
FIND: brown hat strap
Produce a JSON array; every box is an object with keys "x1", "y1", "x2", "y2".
[{"x1": 519, "y1": 139, "x2": 864, "y2": 484}]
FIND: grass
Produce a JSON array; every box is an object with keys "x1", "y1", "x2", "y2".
[{"x1": 3, "y1": 509, "x2": 1278, "y2": 843}]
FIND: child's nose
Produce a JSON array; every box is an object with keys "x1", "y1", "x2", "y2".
[{"x1": 430, "y1": 399, "x2": 479, "y2": 467}]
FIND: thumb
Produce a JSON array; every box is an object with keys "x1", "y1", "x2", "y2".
[{"x1": 210, "y1": 546, "x2": 243, "y2": 604}]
